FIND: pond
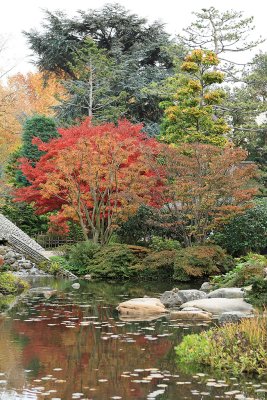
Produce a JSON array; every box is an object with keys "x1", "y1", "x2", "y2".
[{"x1": 0, "y1": 278, "x2": 266, "y2": 400}]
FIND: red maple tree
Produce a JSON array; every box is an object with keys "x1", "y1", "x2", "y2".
[{"x1": 16, "y1": 118, "x2": 166, "y2": 244}]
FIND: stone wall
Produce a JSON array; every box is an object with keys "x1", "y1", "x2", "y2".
[{"x1": 0, "y1": 245, "x2": 48, "y2": 277}]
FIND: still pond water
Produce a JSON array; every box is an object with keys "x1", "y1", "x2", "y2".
[{"x1": 0, "y1": 278, "x2": 266, "y2": 400}]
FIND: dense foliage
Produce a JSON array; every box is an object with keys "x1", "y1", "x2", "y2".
[
  {"x1": 160, "y1": 50, "x2": 229, "y2": 145},
  {"x1": 85, "y1": 244, "x2": 139, "y2": 280},
  {"x1": 24, "y1": 4, "x2": 175, "y2": 132},
  {"x1": 10, "y1": 115, "x2": 59, "y2": 187},
  {"x1": 176, "y1": 315, "x2": 267, "y2": 375},
  {"x1": 15, "y1": 119, "x2": 166, "y2": 244},
  {"x1": 211, "y1": 253, "x2": 267, "y2": 288},
  {"x1": 246, "y1": 277, "x2": 267, "y2": 308},
  {"x1": 173, "y1": 245, "x2": 233, "y2": 281},
  {"x1": 213, "y1": 199, "x2": 267, "y2": 255},
  {"x1": 163, "y1": 143, "x2": 257, "y2": 246}
]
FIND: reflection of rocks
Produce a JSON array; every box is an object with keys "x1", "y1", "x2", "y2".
[
  {"x1": 180, "y1": 298, "x2": 254, "y2": 315},
  {"x1": 207, "y1": 288, "x2": 244, "y2": 299},
  {"x1": 117, "y1": 298, "x2": 167, "y2": 315},
  {"x1": 119, "y1": 314, "x2": 165, "y2": 322},
  {"x1": 29, "y1": 287, "x2": 57, "y2": 298},
  {"x1": 72, "y1": 283, "x2": 80, "y2": 289},
  {"x1": 0, "y1": 245, "x2": 49, "y2": 277},
  {"x1": 160, "y1": 289, "x2": 206, "y2": 307},
  {"x1": 169, "y1": 310, "x2": 212, "y2": 321}
]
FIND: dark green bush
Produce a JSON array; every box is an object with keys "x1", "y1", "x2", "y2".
[
  {"x1": 212, "y1": 199, "x2": 267, "y2": 256},
  {"x1": 116, "y1": 205, "x2": 179, "y2": 246},
  {"x1": 246, "y1": 276, "x2": 267, "y2": 308},
  {"x1": 0, "y1": 273, "x2": 29, "y2": 294},
  {"x1": 212, "y1": 253, "x2": 267, "y2": 288},
  {"x1": 65, "y1": 241, "x2": 101, "y2": 275},
  {"x1": 116, "y1": 205, "x2": 157, "y2": 245},
  {"x1": 131, "y1": 250, "x2": 176, "y2": 280},
  {"x1": 86, "y1": 244, "x2": 138, "y2": 280},
  {"x1": 173, "y1": 245, "x2": 234, "y2": 281}
]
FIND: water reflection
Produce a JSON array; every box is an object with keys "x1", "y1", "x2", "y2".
[{"x1": 0, "y1": 279, "x2": 266, "y2": 400}]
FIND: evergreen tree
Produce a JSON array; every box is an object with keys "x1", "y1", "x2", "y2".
[
  {"x1": 177, "y1": 7, "x2": 264, "y2": 80},
  {"x1": 160, "y1": 49, "x2": 229, "y2": 145},
  {"x1": 7, "y1": 115, "x2": 59, "y2": 187},
  {"x1": 24, "y1": 4, "x2": 174, "y2": 133}
]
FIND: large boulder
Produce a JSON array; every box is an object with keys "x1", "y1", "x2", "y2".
[
  {"x1": 117, "y1": 298, "x2": 167, "y2": 315},
  {"x1": 207, "y1": 288, "x2": 244, "y2": 299},
  {"x1": 180, "y1": 298, "x2": 253, "y2": 314},
  {"x1": 160, "y1": 289, "x2": 206, "y2": 308}
]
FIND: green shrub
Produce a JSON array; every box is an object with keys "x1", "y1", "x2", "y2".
[
  {"x1": 173, "y1": 245, "x2": 233, "y2": 281},
  {"x1": 212, "y1": 253, "x2": 267, "y2": 288},
  {"x1": 212, "y1": 199, "x2": 267, "y2": 256},
  {"x1": 149, "y1": 236, "x2": 181, "y2": 252},
  {"x1": 0, "y1": 273, "x2": 29, "y2": 295},
  {"x1": 131, "y1": 250, "x2": 176, "y2": 280},
  {"x1": 175, "y1": 315, "x2": 267, "y2": 375},
  {"x1": 86, "y1": 244, "x2": 138, "y2": 280},
  {"x1": 246, "y1": 277, "x2": 267, "y2": 308},
  {"x1": 65, "y1": 241, "x2": 101, "y2": 275}
]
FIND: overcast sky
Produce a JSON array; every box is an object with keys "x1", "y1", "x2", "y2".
[{"x1": 0, "y1": 0, "x2": 266, "y2": 76}]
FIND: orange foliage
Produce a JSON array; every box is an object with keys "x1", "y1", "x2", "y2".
[
  {"x1": 0, "y1": 83, "x2": 21, "y2": 162},
  {"x1": 164, "y1": 143, "x2": 258, "y2": 245},
  {"x1": 8, "y1": 71, "x2": 66, "y2": 117}
]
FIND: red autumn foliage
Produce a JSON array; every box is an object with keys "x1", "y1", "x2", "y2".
[{"x1": 15, "y1": 118, "x2": 166, "y2": 244}]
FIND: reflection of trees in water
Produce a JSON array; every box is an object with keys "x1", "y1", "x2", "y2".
[
  {"x1": 0, "y1": 319, "x2": 25, "y2": 389},
  {"x1": 9, "y1": 299, "x2": 174, "y2": 399}
]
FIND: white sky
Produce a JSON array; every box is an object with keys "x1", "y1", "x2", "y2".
[{"x1": 0, "y1": 0, "x2": 267, "y2": 76}]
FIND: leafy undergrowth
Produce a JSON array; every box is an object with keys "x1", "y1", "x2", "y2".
[
  {"x1": 176, "y1": 315, "x2": 267, "y2": 375},
  {"x1": 211, "y1": 253, "x2": 267, "y2": 288}
]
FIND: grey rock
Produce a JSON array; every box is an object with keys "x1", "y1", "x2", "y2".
[
  {"x1": 218, "y1": 311, "x2": 254, "y2": 324},
  {"x1": 200, "y1": 282, "x2": 212, "y2": 292},
  {"x1": 5, "y1": 251, "x2": 16, "y2": 259},
  {"x1": 21, "y1": 263, "x2": 32, "y2": 270},
  {"x1": 160, "y1": 289, "x2": 206, "y2": 308},
  {"x1": 207, "y1": 288, "x2": 244, "y2": 299},
  {"x1": 11, "y1": 261, "x2": 19, "y2": 270},
  {"x1": 5, "y1": 258, "x2": 16, "y2": 265},
  {"x1": 83, "y1": 274, "x2": 92, "y2": 281},
  {"x1": 180, "y1": 298, "x2": 254, "y2": 314}
]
